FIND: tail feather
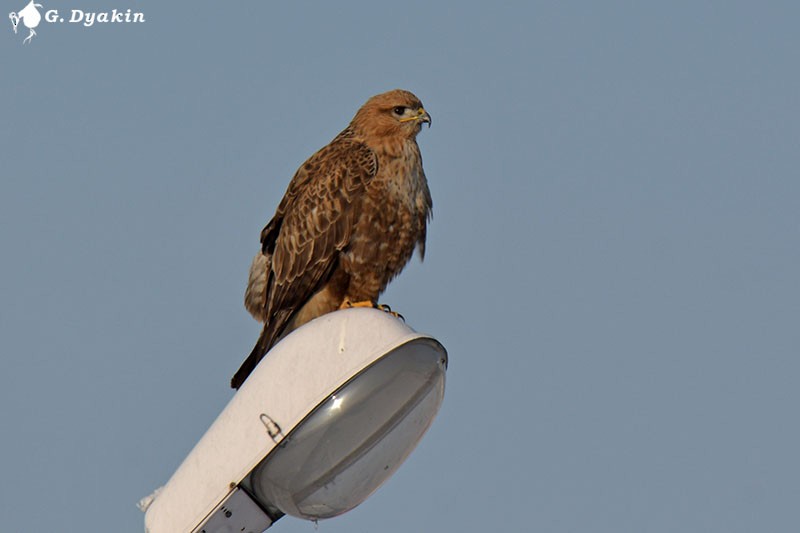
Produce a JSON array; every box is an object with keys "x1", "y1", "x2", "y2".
[
  {"x1": 230, "y1": 310, "x2": 293, "y2": 389},
  {"x1": 230, "y1": 331, "x2": 268, "y2": 390}
]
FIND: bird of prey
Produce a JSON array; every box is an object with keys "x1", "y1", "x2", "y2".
[{"x1": 231, "y1": 89, "x2": 432, "y2": 389}]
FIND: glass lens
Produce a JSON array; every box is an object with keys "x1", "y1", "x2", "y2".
[{"x1": 249, "y1": 339, "x2": 446, "y2": 520}]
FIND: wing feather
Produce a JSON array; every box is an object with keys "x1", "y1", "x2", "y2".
[{"x1": 231, "y1": 139, "x2": 377, "y2": 389}]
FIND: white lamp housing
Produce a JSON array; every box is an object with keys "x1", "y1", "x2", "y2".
[{"x1": 141, "y1": 308, "x2": 447, "y2": 533}]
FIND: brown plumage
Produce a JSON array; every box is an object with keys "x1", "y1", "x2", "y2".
[{"x1": 232, "y1": 89, "x2": 432, "y2": 389}]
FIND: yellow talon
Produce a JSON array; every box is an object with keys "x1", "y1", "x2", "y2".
[
  {"x1": 378, "y1": 304, "x2": 405, "y2": 321},
  {"x1": 339, "y1": 300, "x2": 405, "y2": 321},
  {"x1": 340, "y1": 299, "x2": 377, "y2": 310}
]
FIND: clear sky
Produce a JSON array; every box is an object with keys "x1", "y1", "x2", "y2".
[{"x1": 2, "y1": 1, "x2": 799, "y2": 531}]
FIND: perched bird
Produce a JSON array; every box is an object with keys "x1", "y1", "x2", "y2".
[{"x1": 232, "y1": 89, "x2": 433, "y2": 389}]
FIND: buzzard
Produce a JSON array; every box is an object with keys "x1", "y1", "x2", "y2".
[{"x1": 231, "y1": 89, "x2": 432, "y2": 389}]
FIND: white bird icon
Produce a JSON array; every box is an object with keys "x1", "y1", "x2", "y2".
[{"x1": 9, "y1": 1, "x2": 43, "y2": 44}]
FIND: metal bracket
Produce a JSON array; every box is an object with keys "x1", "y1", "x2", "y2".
[{"x1": 259, "y1": 413, "x2": 284, "y2": 443}]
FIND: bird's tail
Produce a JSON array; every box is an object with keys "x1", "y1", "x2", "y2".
[
  {"x1": 230, "y1": 310, "x2": 292, "y2": 389},
  {"x1": 230, "y1": 331, "x2": 269, "y2": 390}
]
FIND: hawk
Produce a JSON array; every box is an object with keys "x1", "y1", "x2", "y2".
[{"x1": 231, "y1": 89, "x2": 432, "y2": 389}]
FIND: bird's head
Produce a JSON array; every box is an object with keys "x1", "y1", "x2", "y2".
[{"x1": 351, "y1": 89, "x2": 431, "y2": 141}]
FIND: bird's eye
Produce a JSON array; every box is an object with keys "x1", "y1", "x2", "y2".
[{"x1": 393, "y1": 106, "x2": 407, "y2": 115}]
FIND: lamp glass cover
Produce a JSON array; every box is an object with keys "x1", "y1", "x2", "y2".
[{"x1": 249, "y1": 339, "x2": 446, "y2": 520}]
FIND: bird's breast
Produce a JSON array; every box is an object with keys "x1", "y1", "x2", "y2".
[{"x1": 343, "y1": 146, "x2": 430, "y2": 290}]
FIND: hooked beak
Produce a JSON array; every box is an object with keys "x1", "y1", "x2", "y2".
[
  {"x1": 418, "y1": 108, "x2": 432, "y2": 128},
  {"x1": 400, "y1": 108, "x2": 432, "y2": 128}
]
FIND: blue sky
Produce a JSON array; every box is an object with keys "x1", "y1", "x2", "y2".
[{"x1": 2, "y1": 1, "x2": 799, "y2": 531}]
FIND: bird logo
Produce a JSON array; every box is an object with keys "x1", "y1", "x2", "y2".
[{"x1": 9, "y1": 1, "x2": 43, "y2": 44}]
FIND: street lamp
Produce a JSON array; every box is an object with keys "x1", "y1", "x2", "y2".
[{"x1": 140, "y1": 308, "x2": 447, "y2": 533}]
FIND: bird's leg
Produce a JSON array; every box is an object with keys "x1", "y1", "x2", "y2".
[
  {"x1": 339, "y1": 299, "x2": 404, "y2": 321},
  {"x1": 339, "y1": 299, "x2": 377, "y2": 309},
  {"x1": 377, "y1": 303, "x2": 405, "y2": 321},
  {"x1": 23, "y1": 28, "x2": 35, "y2": 44}
]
